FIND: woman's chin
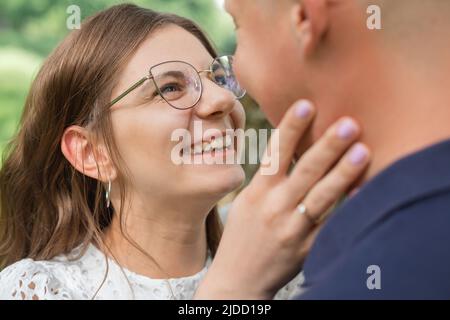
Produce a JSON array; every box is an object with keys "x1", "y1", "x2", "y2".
[
  {"x1": 222, "y1": 168, "x2": 246, "y2": 192},
  {"x1": 189, "y1": 165, "x2": 245, "y2": 197}
]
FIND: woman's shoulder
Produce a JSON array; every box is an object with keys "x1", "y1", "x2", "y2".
[
  {"x1": 0, "y1": 258, "x2": 75, "y2": 300},
  {"x1": 0, "y1": 245, "x2": 103, "y2": 300}
]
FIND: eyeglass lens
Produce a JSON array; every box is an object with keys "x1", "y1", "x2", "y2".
[{"x1": 149, "y1": 56, "x2": 245, "y2": 110}]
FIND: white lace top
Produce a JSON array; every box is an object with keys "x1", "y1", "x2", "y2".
[{"x1": 0, "y1": 243, "x2": 304, "y2": 300}]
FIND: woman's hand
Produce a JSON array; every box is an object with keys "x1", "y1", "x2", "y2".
[{"x1": 195, "y1": 100, "x2": 370, "y2": 299}]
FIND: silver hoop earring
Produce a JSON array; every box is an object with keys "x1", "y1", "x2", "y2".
[{"x1": 105, "y1": 180, "x2": 111, "y2": 208}]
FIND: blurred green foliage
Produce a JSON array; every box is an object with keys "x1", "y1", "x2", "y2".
[
  {"x1": 0, "y1": 0, "x2": 271, "y2": 182},
  {"x1": 0, "y1": 0, "x2": 238, "y2": 56}
]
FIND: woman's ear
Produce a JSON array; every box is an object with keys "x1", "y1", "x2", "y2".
[
  {"x1": 290, "y1": 0, "x2": 329, "y2": 56},
  {"x1": 61, "y1": 126, "x2": 117, "y2": 182}
]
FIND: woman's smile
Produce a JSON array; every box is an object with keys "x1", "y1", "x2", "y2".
[{"x1": 190, "y1": 130, "x2": 233, "y2": 151}]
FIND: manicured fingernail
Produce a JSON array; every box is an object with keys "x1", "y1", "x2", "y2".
[
  {"x1": 337, "y1": 119, "x2": 357, "y2": 140},
  {"x1": 295, "y1": 100, "x2": 312, "y2": 119},
  {"x1": 348, "y1": 144, "x2": 368, "y2": 165}
]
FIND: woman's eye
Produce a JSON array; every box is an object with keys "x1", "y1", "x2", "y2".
[
  {"x1": 149, "y1": 83, "x2": 180, "y2": 99},
  {"x1": 160, "y1": 83, "x2": 181, "y2": 95},
  {"x1": 160, "y1": 85, "x2": 178, "y2": 94}
]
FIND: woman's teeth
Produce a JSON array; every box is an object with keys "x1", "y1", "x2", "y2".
[{"x1": 191, "y1": 135, "x2": 233, "y2": 155}]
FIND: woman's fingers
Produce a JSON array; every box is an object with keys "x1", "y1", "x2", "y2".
[
  {"x1": 195, "y1": 97, "x2": 372, "y2": 299},
  {"x1": 285, "y1": 117, "x2": 361, "y2": 201},
  {"x1": 256, "y1": 100, "x2": 315, "y2": 183},
  {"x1": 292, "y1": 143, "x2": 371, "y2": 237}
]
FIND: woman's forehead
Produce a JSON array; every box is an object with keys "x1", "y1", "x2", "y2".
[{"x1": 125, "y1": 25, "x2": 213, "y2": 77}]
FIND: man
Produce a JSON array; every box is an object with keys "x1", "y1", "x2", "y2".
[{"x1": 209, "y1": 0, "x2": 450, "y2": 299}]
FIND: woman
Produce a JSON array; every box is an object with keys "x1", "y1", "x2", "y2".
[{"x1": 0, "y1": 4, "x2": 369, "y2": 300}]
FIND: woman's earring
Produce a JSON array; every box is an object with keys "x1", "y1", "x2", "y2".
[{"x1": 106, "y1": 179, "x2": 111, "y2": 208}]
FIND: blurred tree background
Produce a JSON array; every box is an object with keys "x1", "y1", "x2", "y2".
[{"x1": 0, "y1": 0, "x2": 271, "y2": 187}]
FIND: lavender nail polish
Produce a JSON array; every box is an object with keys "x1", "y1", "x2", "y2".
[
  {"x1": 337, "y1": 119, "x2": 357, "y2": 140},
  {"x1": 349, "y1": 144, "x2": 368, "y2": 165},
  {"x1": 295, "y1": 101, "x2": 312, "y2": 119}
]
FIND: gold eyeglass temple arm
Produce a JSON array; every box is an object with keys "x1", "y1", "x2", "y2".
[{"x1": 110, "y1": 75, "x2": 151, "y2": 106}]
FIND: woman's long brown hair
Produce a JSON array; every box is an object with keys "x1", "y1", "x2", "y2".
[{"x1": 0, "y1": 3, "x2": 223, "y2": 272}]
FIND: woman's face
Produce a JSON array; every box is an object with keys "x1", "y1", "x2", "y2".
[{"x1": 109, "y1": 25, "x2": 246, "y2": 201}]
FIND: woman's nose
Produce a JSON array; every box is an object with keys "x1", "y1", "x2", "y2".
[{"x1": 193, "y1": 78, "x2": 236, "y2": 120}]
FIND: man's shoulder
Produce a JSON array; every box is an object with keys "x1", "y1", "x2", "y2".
[
  {"x1": 365, "y1": 186, "x2": 450, "y2": 239},
  {"x1": 297, "y1": 189, "x2": 450, "y2": 299}
]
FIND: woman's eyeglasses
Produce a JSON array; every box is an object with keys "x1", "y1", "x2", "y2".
[{"x1": 110, "y1": 55, "x2": 246, "y2": 110}]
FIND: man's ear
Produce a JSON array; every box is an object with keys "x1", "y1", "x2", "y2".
[
  {"x1": 61, "y1": 126, "x2": 117, "y2": 183},
  {"x1": 290, "y1": 0, "x2": 328, "y2": 56}
]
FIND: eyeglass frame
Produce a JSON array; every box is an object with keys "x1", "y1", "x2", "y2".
[{"x1": 109, "y1": 55, "x2": 246, "y2": 110}]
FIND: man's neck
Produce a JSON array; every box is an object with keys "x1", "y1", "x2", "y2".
[
  {"x1": 316, "y1": 50, "x2": 450, "y2": 186},
  {"x1": 366, "y1": 56, "x2": 450, "y2": 182}
]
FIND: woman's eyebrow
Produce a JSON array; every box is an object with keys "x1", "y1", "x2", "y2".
[{"x1": 153, "y1": 70, "x2": 186, "y2": 80}]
